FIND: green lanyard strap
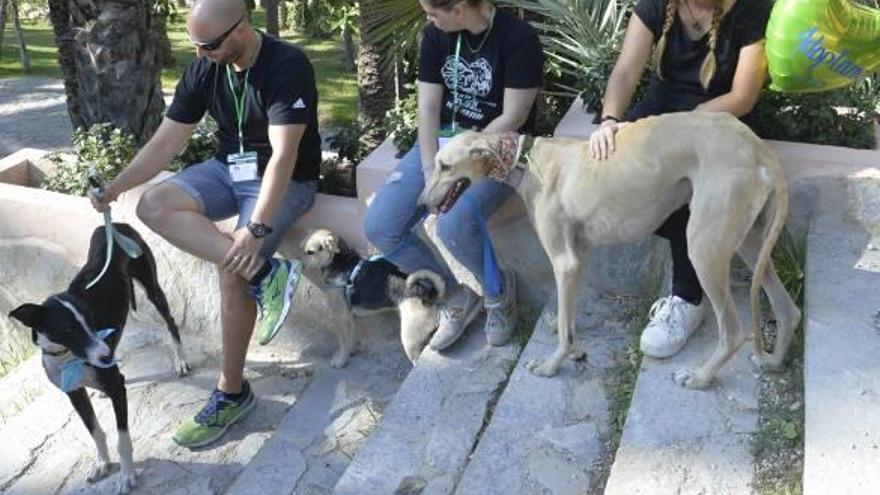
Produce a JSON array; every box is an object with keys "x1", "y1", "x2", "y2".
[
  {"x1": 225, "y1": 65, "x2": 250, "y2": 154},
  {"x1": 451, "y1": 34, "x2": 462, "y2": 133}
]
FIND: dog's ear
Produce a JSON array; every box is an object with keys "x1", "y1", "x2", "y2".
[
  {"x1": 321, "y1": 232, "x2": 340, "y2": 254},
  {"x1": 9, "y1": 303, "x2": 45, "y2": 329}
]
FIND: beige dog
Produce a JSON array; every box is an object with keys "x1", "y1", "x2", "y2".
[
  {"x1": 419, "y1": 112, "x2": 801, "y2": 389},
  {"x1": 300, "y1": 229, "x2": 446, "y2": 364}
]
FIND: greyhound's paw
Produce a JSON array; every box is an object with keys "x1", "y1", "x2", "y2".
[
  {"x1": 567, "y1": 348, "x2": 586, "y2": 361},
  {"x1": 86, "y1": 460, "x2": 112, "y2": 483},
  {"x1": 116, "y1": 471, "x2": 138, "y2": 494},
  {"x1": 330, "y1": 351, "x2": 350, "y2": 369},
  {"x1": 673, "y1": 368, "x2": 712, "y2": 389},
  {"x1": 526, "y1": 359, "x2": 560, "y2": 377},
  {"x1": 751, "y1": 352, "x2": 784, "y2": 372}
]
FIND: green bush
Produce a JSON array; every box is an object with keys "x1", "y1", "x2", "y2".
[
  {"x1": 384, "y1": 85, "x2": 419, "y2": 157},
  {"x1": 43, "y1": 123, "x2": 136, "y2": 196},
  {"x1": 328, "y1": 122, "x2": 370, "y2": 163},
  {"x1": 749, "y1": 79, "x2": 878, "y2": 150},
  {"x1": 170, "y1": 116, "x2": 218, "y2": 171}
]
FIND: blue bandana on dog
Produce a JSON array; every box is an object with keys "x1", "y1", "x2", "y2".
[{"x1": 56, "y1": 328, "x2": 118, "y2": 392}]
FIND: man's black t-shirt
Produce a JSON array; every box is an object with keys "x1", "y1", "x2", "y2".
[
  {"x1": 633, "y1": 0, "x2": 772, "y2": 111},
  {"x1": 167, "y1": 33, "x2": 321, "y2": 182},
  {"x1": 418, "y1": 9, "x2": 543, "y2": 132}
]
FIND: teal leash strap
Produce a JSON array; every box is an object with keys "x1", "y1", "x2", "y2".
[{"x1": 85, "y1": 174, "x2": 142, "y2": 291}]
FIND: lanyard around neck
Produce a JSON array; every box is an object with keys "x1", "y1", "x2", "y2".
[
  {"x1": 225, "y1": 65, "x2": 249, "y2": 153},
  {"x1": 451, "y1": 34, "x2": 463, "y2": 133}
]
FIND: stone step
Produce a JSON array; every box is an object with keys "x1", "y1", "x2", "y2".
[
  {"x1": 332, "y1": 315, "x2": 521, "y2": 495},
  {"x1": 454, "y1": 292, "x2": 633, "y2": 495},
  {"x1": 225, "y1": 314, "x2": 411, "y2": 495},
  {"x1": 604, "y1": 287, "x2": 759, "y2": 494},
  {"x1": 803, "y1": 212, "x2": 880, "y2": 494}
]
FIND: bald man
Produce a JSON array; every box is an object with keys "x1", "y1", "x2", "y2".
[{"x1": 90, "y1": 0, "x2": 321, "y2": 448}]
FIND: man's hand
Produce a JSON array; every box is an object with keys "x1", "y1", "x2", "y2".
[
  {"x1": 88, "y1": 181, "x2": 120, "y2": 213},
  {"x1": 588, "y1": 120, "x2": 628, "y2": 160},
  {"x1": 223, "y1": 228, "x2": 265, "y2": 278}
]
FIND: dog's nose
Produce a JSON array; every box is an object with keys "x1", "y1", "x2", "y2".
[
  {"x1": 305, "y1": 250, "x2": 314, "y2": 255},
  {"x1": 99, "y1": 355, "x2": 113, "y2": 366}
]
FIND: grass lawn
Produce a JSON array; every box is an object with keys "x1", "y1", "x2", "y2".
[{"x1": 2, "y1": 8, "x2": 357, "y2": 128}]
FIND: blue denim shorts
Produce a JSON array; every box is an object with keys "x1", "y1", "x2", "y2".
[{"x1": 166, "y1": 157, "x2": 317, "y2": 257}]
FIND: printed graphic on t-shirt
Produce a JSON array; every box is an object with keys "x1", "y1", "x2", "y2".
[{"x1": 441, "y1": 55, "x2": 497, "y2": 123}]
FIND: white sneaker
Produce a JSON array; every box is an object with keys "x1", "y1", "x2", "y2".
[
  {"x1": 639, "y1": 295, "x2": 708, "y2": 358},
  {"x1": 429, "y1": 284, "x2": 481, "y2": 351}
]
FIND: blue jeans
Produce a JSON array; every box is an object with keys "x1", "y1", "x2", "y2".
[
  {"x1": 363, "y1": 142, "x2": 514, "y2": 288},
  {"x1": 167, "y1": 158, "x2": 317, "y2": 258}
]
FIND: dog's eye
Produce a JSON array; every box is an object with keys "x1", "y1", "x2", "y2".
[{"x1": 439, "y1": 162, "x2": 451, "y2": 172}]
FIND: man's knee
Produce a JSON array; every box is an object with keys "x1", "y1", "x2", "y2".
[
  {"x1": 217, "y1": 266, "x2": 248, "y2": 295},
  {"x1": 136, "y1": 189, "x2": 168, "y2": 231}
]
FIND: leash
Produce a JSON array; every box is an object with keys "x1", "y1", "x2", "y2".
[{"x1": 85, "y1": 174, "x2": 143, "y2": 290}]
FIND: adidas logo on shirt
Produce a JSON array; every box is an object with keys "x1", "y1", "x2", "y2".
[{"x1": 292, "y1": 98, "x2": 306, "y2": 109}]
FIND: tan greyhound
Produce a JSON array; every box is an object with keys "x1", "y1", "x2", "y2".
[{"x1": 419, "y1": 111, "x2": 801, "y2": 388}]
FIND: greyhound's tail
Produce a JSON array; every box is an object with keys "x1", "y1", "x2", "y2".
[{"x1": 749, "y1": 153, "x2": 788, "y2": 364}]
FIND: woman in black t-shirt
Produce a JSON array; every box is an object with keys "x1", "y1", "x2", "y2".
[
  {"x1": 589, "y1": 0, "x2": 772, "y2": 359},
  {"x1": 363, "y1": 0, "x2": 543, "y2": 351}
]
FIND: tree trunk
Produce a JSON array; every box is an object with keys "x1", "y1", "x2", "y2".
[
  {"x1": 357, "y1": 10, "x2": 392, "y2": 150},
  {"x1": 278, "y1": 0, "x2": 288, "y2": 31},
  {"x1": 10, "y1": 0, "x2": 29, "y2": 72},
  {"x1": 0, "y1": 0, "x2": 7, "y2": 58},
  {"x1": 264, "y1": 0, "x2": 278, "y2": 35},
  {"x1": 176, "y1": 0, "x2": 186, "y2": 7},
  {"x1": 341, "y1": 26, "x2": 355, "y2": 72},
  {"x1": 47, "y1": 0, "x2": 167, "y2": 146}
]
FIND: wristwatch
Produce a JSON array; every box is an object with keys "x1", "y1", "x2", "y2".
[{"x1": 246, "y1": 221, "x2": 274, "y2": 238}]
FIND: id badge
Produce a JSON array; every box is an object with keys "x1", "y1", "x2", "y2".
[
  {"x1": 437, "y1": 128, "x2": 461, "y2": 150},
  {"x1": 228, "y1": 151, "x2": 258, "y2": 182}
]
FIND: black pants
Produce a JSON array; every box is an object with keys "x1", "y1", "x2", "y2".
[{"x1": 623, "y1": 97, "x2": 703, "y2": 305}]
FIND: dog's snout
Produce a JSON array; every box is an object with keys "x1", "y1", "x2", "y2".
[
  {"x1": 305, "y1": 249, "x2": 315, "y2": 255},
  {"x1": 99, "y1": 355, "x2": 114, "y2": 366}
]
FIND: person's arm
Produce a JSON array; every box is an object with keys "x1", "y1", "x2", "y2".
[
  {"x1": 94, "y1": 117, "x2": 196, "y2": 209},
  {"x1": 481, "y1": 87, "x2": 539, "y2": 133},
  {"x1": 695, "y1": 42, "x2": 767, "y2": 116},
  {"x1": 223, "y1": 123, "x2": 304, "y2": 276},
  {"x1": 590, "y1": 15, "x2": 654, "y2": 159},
  {"x1": 418, "y1": 81, "x2": 444, "y2": 173}
]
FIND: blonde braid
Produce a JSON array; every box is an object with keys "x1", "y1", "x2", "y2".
[
  {"x1": 699, "y1": 1, "x2": 723, "y2": 90},
  {"x1": 652, "y1": 0, "x2": 678, "y2": 80}
]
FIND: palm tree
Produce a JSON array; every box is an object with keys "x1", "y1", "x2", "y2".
[{"x1": 47, "y1": 0, "x2": 169, "y2": 146}]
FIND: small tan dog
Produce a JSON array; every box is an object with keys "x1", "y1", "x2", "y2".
[
  {"x1": 300, "y1": 229, "x2": 446, "y2": 364},
  {"x1": 419, "y1": 112, "x2": 801, "y2": 389}
]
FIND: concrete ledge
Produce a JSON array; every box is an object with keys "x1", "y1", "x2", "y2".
[
  {"x1": 455, "y1": 296, "x2": 631, "y2": 495},
  {"x1": 333, "y1": 319, "x2": 521, "y2": 495},
  {"x1": 356, "y1": 136, "x2": 400, "y2": 206}
]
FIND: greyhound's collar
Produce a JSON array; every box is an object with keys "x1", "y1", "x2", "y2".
[{"x1": 488, "y1": 133, "x2": 534, "y2": 188}]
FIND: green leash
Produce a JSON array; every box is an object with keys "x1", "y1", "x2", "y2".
[{"x1": 85, "y1": 174, "x2": 143, "y2": 290}]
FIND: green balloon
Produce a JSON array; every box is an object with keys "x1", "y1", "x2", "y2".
[{"x1": 766, "y1": 0, "x2": 880, "y2": 92}]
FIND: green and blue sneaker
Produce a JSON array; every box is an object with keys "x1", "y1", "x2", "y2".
[
  {"x1": 172, "y1": 380, "x2": 256, "y2": 448},
  {"x1": 251, "y1": 258, "x2": 302, "y2": 345}
]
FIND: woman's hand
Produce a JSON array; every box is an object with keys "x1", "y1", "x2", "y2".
[{"x1": 589, "y1": 120, "x2": 627, "y2": 160}]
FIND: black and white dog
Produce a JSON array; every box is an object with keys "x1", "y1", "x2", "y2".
[
  {"x1": 8, "y1": 223, "x2": 186, "y2": 494},
  {"x1": 300, "y1": 229, "x2": 445, "y2": 364}
]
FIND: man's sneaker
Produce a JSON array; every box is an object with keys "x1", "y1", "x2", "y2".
[
  {"x1": 172, "y1": 380, "x2": 256, "y2": 448},
  {"x1": 484, "y1": 269, "x2": 517, "y2": 346},
  {"x1": 429, "y1": 283, "x2": 481, "y2": 351},
  {"x1": 639, "y1": 295, "x2": 708, "y2": 358},
  {"x1": 252, "y1": 258, "x2": 302, "y2": 345}
]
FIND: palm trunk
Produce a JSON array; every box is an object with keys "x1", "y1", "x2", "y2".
[
  {"x1": 264, "y1": 0, "x2": 279, "y2": 35},
  {"x1": 0, "y1": 0, "x2": 7, "y2": 58},
  {"x1": 357, "y1": 10, "x2": 393, "y2": 150},
  {"x1": 47, "y1": 0, "x2": 167, "y2": 146},
  {"x1": 9, "y1": 0, "x2": 29, "y2": 72},
  {"x1": 341, "y1": 26, "x2": 355, "y2": 72},
  {"x1": 279, "y1": 0, "x2": 288, "y2": 31}
]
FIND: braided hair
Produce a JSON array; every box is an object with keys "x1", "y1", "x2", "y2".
[{"x1": 652, "y1": 0, "x2": 723, "y2": 90}]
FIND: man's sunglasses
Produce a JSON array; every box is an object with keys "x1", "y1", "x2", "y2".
[{"x1": 189, "y1": 15, "x2": 243, "y2": 51}]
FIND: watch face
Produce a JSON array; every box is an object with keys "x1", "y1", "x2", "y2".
[{"x1": 249, "y1": 223, "x2": 266, "y2": 237}]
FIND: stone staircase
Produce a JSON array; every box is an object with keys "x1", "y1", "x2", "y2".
[{"x1": 2, "y1": 99, "x2": 879, "y2": 495}]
